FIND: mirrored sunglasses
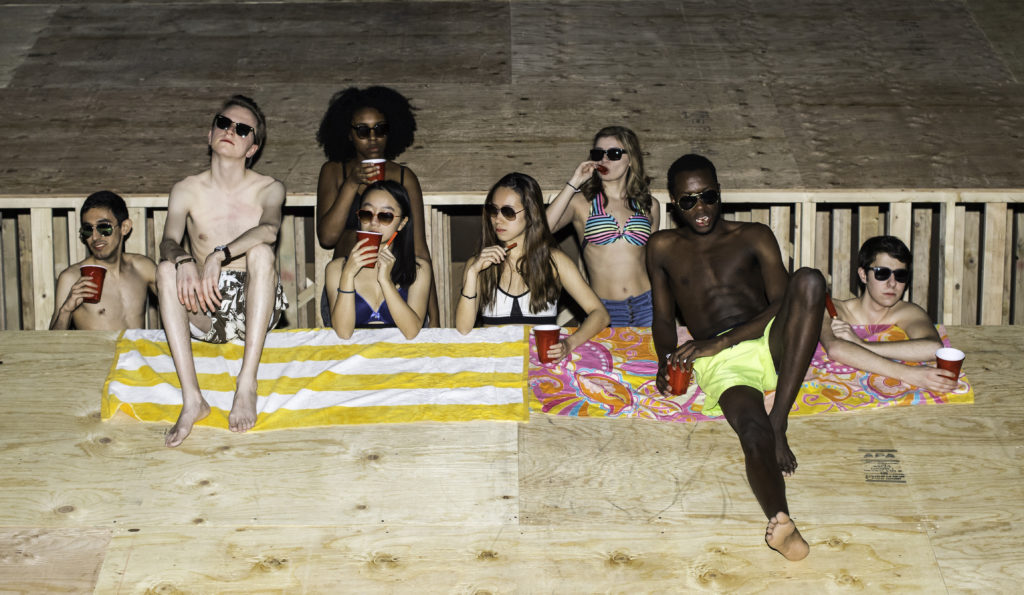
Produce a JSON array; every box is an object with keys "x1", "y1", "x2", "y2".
[
  {"x1": 351, "y1": 123, "x2": 389, "y2": 139},
  {"x1": 485, "y1": 204, "x2": 525, "y2": 221},
  {"x1": 589, "y1": 147, "x2": 627, "y2": 161},
  {"x1": 213, "y1": 114, "x2": 255, "y2": 138},
  {"x1": 357, "y1": 209, "x2": 396, "y2": 226},
  {"x1": 79, "y1": 222, "x2": 115, "y2": 240},
  {"x1": 869, "y1": 266, "x2": 910, "y2": 283},
  {"x1": 673, "y1": 188, "x2": 721, "y2": 211}
]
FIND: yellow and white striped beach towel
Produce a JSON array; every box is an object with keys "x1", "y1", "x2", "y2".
[{"x1": 102, "y1": 326, "x2": 530, "y2": 430}]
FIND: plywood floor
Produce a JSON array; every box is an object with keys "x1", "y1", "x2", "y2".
[
  {"x1": 0, "y1": 326, "x2": 1020, "y2": 592},
  {"x1": 1, "y1": 0, "x2": 1024, "y2": 197}
]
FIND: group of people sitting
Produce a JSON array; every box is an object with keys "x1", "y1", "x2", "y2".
[{"x1": 49, "y1": 87, "x2": 960, "y2": 560}]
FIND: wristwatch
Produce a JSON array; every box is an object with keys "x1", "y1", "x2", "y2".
[{"x1": 213, "y1": 245, "x2": 232, "y2": 264}]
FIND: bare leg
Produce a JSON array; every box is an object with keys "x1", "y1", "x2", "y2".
[
  {"x1": 228, "y1": 245, "x2": 276, "y2": 433},
  {"x1": 719, "y1": 388, "x2": 809, "y2": 560},
  {"x1": 767, "y1": 267, "x2": 826, "y2": 475},
  {"x1": 157, "y1": 260, "x2": 211, "y2": 447}
]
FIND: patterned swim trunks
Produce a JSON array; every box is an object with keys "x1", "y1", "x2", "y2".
[{"x1": 189, "y1": 269, "x2": 288, "y2": 344}]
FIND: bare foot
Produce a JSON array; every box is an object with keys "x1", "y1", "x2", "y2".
[
  {"x1": 774, "y1": 430, "x2": 797, "y2": 476},
  {"x1": 765, "y1": 512, "x2": 809, "y2": 561},
  {"x1": 228, "y1": 381, "x2": 259, "y2": 433},
  {"x1": 166, "y1": 398, "x2": 211, "y2": 447}
]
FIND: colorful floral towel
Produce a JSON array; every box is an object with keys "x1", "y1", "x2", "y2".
[{"x1": 528, "y1": 325, "x2": 973, "y2": 421}]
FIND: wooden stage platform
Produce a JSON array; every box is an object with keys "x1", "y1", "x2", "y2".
[{"x1": 0, "y1": 326, "x2": 1020, "y2": 592}]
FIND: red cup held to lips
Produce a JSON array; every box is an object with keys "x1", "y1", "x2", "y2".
[
  {"x1": 80, "y1": 265, "x2": 107, "y2": 304},
  {"x1": 362, "y1": 159, "x2": 386, "y2": 183},
  {"x1": 533, "y1": 325, "x2": 561, "y2": 364},
  {"x1": 355, "y1": 230, "x2": 383, "y2": 268}
]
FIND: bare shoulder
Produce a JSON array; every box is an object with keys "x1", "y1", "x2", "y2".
[
  {"x1": 126, "y1": 252, "x2": 158, "y2": 279},
  {"x1": 319, "y1": 160, "x2": 344, "y2": 179},
  {"x1": 253, "y1": 173, "x2": 285, "y2": 201},
  {"x1": 647, "y1": 228, "x2": 681, "y2": 254},
  {"x1": 892, "y1": 300, "x2": 934, "y2": 327}
]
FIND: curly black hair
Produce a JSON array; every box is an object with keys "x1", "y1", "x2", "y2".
[{"x1": 316, "y1": 86, "x2": 417, "y2": 163}]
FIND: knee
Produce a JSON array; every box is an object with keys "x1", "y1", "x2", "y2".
[
  {"x1": 246, "y1": 244, "x2": 276, "y2": 273},
  {"x1": 734, "y1": 418, "x2": 775, "y2": 458},
  {"x1": 791, "y1": 267, "x2": 826, "y2": 301}
]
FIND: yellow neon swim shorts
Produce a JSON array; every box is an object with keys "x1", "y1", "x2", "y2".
[{"x1": 692, "y1": 317, "x2": 778, "y2": 417}]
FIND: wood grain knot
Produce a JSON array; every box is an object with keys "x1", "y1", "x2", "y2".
[
  {"x1": 607, "y1": 551, "x2": 634, "y2": 565},
  {"x1": 255, "y1": 556, "x2": 288, "y2": 572},
  {"x1": 371, "y1": 553, "x2": 399, "y2": 568},
  {"x1": 192, "y1": 518, "x2": 205, "y2": 524},
  {"x1": 355, "y1": 504, "x2": 367, "y2": 510},
  {"x1": 56, "y1": 505, "x2": 75, "y2": 514},
  {"x1": 144, "y1": 582, "x2": 185, "y2": 595},
  {"x1": 826, "y1": 536, "x2": 846, "y2": 548},
  {"x1": 835, "y1": 573, "x2": 862, "y2": 586},
  {"x1": 197, "y1": 480, "x2": 210, "y2": 486},
  {"x1": 366, "y1": 453, "x2": 380, "y2": 461},
  {"x1": 97, "y1": 437, "x2": 112, "y2": 444},
  {"x1": 477, "y1": 550, "x2": 499, "y2": 560}
]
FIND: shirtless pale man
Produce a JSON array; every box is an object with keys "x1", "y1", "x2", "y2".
[
  {"x1": 647, "y1": 154, "x2": 825, "y2": 561},
  {"x1": 158, "y1": 95, "x2": 288, "y2": 448},
  {"x1": 50, "y1": 190, "x2": 157, "y2": 330},
  {"x1": 820, "y1": 235, "x2": 956, "y2": 394}
]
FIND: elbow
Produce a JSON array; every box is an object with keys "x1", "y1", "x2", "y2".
[
  {"x1": 455, "y1": 321, "x2": 472, "y2": 335},
  {"x1": 334, "y1": 326, "x2": 353, "y2": 340}
]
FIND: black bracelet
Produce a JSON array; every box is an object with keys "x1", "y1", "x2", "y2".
[
  {"x1": 461, "y1": 291, "x2": 477, "y2": 300},
  {"x1": 174, "y1": 257, "x2": 196, "y2": 269},
  {"x1": 338, "y1": 288, "x2": 355, "y2": 294},
  {"x1": 566, "y1": 181, "x2": 581, "y2": 193}
]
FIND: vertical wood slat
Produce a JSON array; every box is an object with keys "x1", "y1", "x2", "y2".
[
  {"x1": 126, "y1": 207, "x2": 146, "y2": 257},
  {"x1": 0, "y1": 216, "x2": 15, "y2": 329},
  {"x1": 292, "y1": 215, "x2": 311, "y2": 328},
  {"x1": 814, "y1": 210, "x2": 831, "y2": 280},
  {"x1": 751, "y1": 208, "x2": 770, "y2": 226},
  {"x1": 798, "y1": 200, "x2": 815, "y2": 270},
  {"x1": 981, "y1": 202, "x2": 1007, "y2": 325},
  {"x1": 858, "y1": 205, "x2": 881, "y2": 249},
  {"x1": 153, "y1": 210, "x2": 168, "y2": 255},
  {"x1": 962, "y1": 209, "x2": 980, "y2": 324},
  {"x1": 832, "y1": 208, "x2": 852, "y2": 298},
  {"x1": 68, "y1": 209, "x2": 85, "y2": 264},
  {"x1": 1015, "y1": 210, "x2": 1024, "y2": 325},
  {"x1": 1003, "y1": 210, "x2": 1014, "y2": 325},
  {"x1": 314, "y1": 244, "x2": 332, "y2": 328},
  {"x1": 52, "y1": 213, "x2": 69, "y2": 277},
  {"x1": 30, "y1": 208, "x2": 55, "y2": 330},
  {"x1": 911, "y1": 206, "x2": 932, "y2": 310},
  {"x1": 769, "y1": 205, "x2": 791, "y2": 271},
  {"x1": 889, "y1": 202, "x2": 912, "y2": 245},
  {"x1": 439, "y1": 212, "x2": 452, "y2": 327},
  {"x1": 277, "y1": 214, "x2": 299, "y2": 330},
  {"x1": 941, "y1": 202, "x2": 959, "y2": 325}
]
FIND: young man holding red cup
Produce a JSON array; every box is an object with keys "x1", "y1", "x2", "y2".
[
  {"x1": 819, "y1": 236, "x2": 957, "y2": 393},
  {"x1": 647, "y1": 154, "x2": 825, "y2": 561},
  {"x1": 50, "y1": 190, "x2": 157, "y2": 330}
]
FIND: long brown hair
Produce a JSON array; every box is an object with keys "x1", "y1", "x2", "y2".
[
  {"x1": 580, "y1": 125, "x2": 653, "y2": 215},
  {"x1": 478, "y1": 173, "x2": 561, "y2": 314}
]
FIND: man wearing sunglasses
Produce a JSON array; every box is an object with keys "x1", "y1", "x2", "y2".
[
  {"x1": 158, "y1": 95, "x2": 288, "y2": 448},
  {"x1": 50, "y1": 191, "x2": 157, "y2": 330},
  {"x1": 648, "y1": 154, "x2": 826, "y2": 561},
  {"x1": 819, "y1": 236, "x2": 955, "y2": 394}
]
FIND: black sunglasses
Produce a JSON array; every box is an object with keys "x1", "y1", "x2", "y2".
[
  {"x1": 869, "y1": 266, "x2": 910, "y2": 284},
  {"x1": 212, "y1": 114, "x2": 255, "y2": 138},
  {"x1": 351, "y1": 123, "x2": 389, "y2": 139},
  {"x1": 357, "y1": 209, "x2": 396, "y2": 226},
  {"x1": 673, "y1": 188, "x2": 721, "y2": 211},
  {"x1": 590, "y1": 148, "x2": 627, "y2": 161},
  {"x1": 485, "y1": 204, "x2": 525, "y2": 221},
  {"x1": 80, "y1": 222, "x2": 114, "y2": 240}
]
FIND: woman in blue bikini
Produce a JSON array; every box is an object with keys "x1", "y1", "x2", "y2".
[
  {"x1": 456, "y1": 172, "x2": 609, "y2": 362},
  {"x1": 545, "y1": 126, "x2": 661, "y2": 327},
  {"x1": 324, "y1": 180, "x2": 432, "y2": 339}
]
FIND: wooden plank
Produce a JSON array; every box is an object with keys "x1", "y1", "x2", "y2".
[
  {"x1": 1016, "y1": 211, "x2": 1024, "y2": 325},
  {"x1": 911, "y1": 206, "x2": 932, "y2": 311},
  {"x1": 1, "y1": 216, "x2": 19, "y2": 329},
  {"x1": 981, "y1": 202, "x2": 1007, "y2": 325},
  {"x1": 51, "y1": 212, "x2": 69, "y2": 278},
  {"x1": 814, "y1": 209, "x2": 830, "y2": 279},
  {"x1": 277, "y1": 213, "x2": 299, "y2": 330},
  {"x1": 292, "y1": 213, "x2": 311, "y2": 327},
  {"x1": 1003, "y1": 212, "x2": 1013, "y2": 325},
  {"x1": 17, "y1": 213, "x2": 33, "y2": 328},
  {"x1": 858, "y1": 205, "x2": 882, "y2": 248},
  {"x1": 440, "y1": 211, "x2": 452, "y2": 327},
  {"x1": 769, "y1": 205, "x2": 791, "y2": 271},
  {"x1": 888, "y1": 202, "x2": 912, "y2": 246},
  {"x1": 831, "y1": 208, "x2": 852, "y2": 298},
  {"x1": 152, "y1": 209, "x2": 167, "y2": 257},
  {"x1": 30, "y1": 208, "x2": 55, "y2": 330},
  {"x1": 314, "y1": 244, "x2": 332, "y2": 328},
  {"x1": 67, "y1": 207, "x2": 84, "y2": 264},
  {"x1": 125, "y1": 206, "x2": 146, "y2": 257},
  {"x1": 798, "y1": 200, "x2": 815, "y2": 269},
  {"x1": 962, "y1": 208, "x2": 980, "y2": 325},
  {"x1": 942, "y1": 202, "x2": 964, "y2": 325},
  {"x1": 0, "y1": 528, "x2": 111, "y2": 593},
  {"x1": 750, "y1": 207, "x2": 770, "y2": 226}
]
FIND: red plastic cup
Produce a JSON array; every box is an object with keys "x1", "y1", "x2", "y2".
[
  {"x1": 533, "y1": 325, "x2": 561, "y2": 364},
  {"x1": 362, "y1": 159, "x2": 386, "y2": 182},
  {"x1": 825, "y1": 294, "x2": 838, "y2": 318},
  {"x1": 80, "y1": 265, "x2": 107, "y2": 304},
  {"x1": 935, "y1": 347, "x2": 965, "y2": 378},
  {"x1": 668, "y1": 362, "x2": 691, "y2": 395},
  {"x1": 356, "y1": 231, "x2": 383, "y2": 268},
  {"x1": 596, "y1": 165, "x2": 609, "y2": 175}
]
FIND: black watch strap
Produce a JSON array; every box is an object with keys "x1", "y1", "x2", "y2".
[{"x1": 214, "y1": 245, "x2": 232, "y2": 263}]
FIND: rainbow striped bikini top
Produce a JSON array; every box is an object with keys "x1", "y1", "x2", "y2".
[{"x1": 582, "y1": 193, "x2": 652, "y2": 247}]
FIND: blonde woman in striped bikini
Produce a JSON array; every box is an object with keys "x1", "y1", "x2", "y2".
[{"x1": 545, "y1": 126, "x2": 661, "y2": 327}]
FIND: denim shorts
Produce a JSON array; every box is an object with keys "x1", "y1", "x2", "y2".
[{"x1": 600, "y1": 290, "x2": 653, "y2": 327}]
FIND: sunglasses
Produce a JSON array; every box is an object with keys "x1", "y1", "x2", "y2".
[
  {"x1": 485, "y1": 204, "x2": 525, "y2": 221},
  {"x1": 589, "y1": 147, "x2": 627, "y2": 161},
  {"x1": 212, "y1": 114, "x2": 255, "y2": 138},
  {"x1": 357, "y1": 209, "x2": 396, "y2": 226},
  {"x1": 351, "y1": 123, "x2": 389, "y2": 139},
  {"x1": 79, "y1": 222, "x2": 114, "y2": 240},
  {"x1": 673, "y1": 188, "x2": 721, "y2": 211},
  {"x1": 869, "y1": 266, "x2": 910, "y2": 284}
]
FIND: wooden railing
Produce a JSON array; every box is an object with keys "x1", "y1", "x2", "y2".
[{"x1": 2, "y1": 190, "x2": 1022, "y2": 330}]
